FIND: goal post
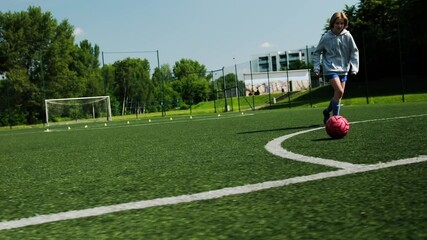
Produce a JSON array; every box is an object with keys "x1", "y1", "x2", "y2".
[{"x1": 45, "y1": 96, "x2": 112, "y2": 126}]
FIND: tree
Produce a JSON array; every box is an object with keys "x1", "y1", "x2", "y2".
[
  {"x1": 101, "y1": 64, "x2": 121, "y2": 115},
  {"x1": 44, "y1": 18, "x2": 80, "y2": 99},
  {"x1": 0, "y1": 7, "x2": 80, "y2": 124},
  {"x1": 172, "y1": 59, "x2": 210, "y2": 105},
  {"x1": 173, "y1": 59, "x2": 207, "y2": 79},
  {"x1": 174, "y1": 74, "x2": 210, "y2": 105},
  {"x1": 152, "y1": 64, "x2": 178, "y2": 111},
  {"x1": 288, "y1": 60, "x2": 307, "y2": 70},
  {"x1": 112, "y1": 58, "x2": 151, "y2": 115},
  {"x1": 71, "y1": 40, "x2": 103, "y2": 97}
]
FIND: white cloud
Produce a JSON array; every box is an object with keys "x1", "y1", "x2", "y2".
[
  {"x1": 260, "y1": 42, "x2": 272, "y2": 48},
  {"x1": 73, "y1": 27, "x2": 84, "y2": 37}
]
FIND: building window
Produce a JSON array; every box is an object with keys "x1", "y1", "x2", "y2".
[{"x1": 272, "y1": 56, "x2": 277, "y2": 71}]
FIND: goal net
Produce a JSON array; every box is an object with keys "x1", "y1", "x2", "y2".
[{"x1": 45, "y1": 96, "x2": 112, "y2": 126}]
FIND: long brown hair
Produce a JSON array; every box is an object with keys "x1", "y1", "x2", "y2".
[{"x1": 329, "y1": 12, "x2": 348, "y2": 29}]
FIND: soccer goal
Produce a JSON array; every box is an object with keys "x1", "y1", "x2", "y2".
[{"x1": 45, "y1": 96, "x2": 112, "y2": 126}]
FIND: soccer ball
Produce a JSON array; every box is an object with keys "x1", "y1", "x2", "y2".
[{"x1": 325, "y1": 115, "x2": 350, "y2": 139}]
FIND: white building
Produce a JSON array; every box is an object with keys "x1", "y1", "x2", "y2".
[
  {"x1": 251, "y1": 46, "x2": 316, "y2": 72},
  {"x1": 242, "y1": 46, "x2": 315, "y2": 96}
]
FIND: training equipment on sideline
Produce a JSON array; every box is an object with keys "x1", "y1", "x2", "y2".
[
  {"x1": 325, "y1": 115, "x2": 350, "y2": 139},
  {"x1": 45, "y1": 96, "x2": 112, "y2": 126}
]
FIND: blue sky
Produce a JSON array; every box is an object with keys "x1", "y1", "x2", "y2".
[{"x1": 2, "y1": 0, "x2": 359, "y2": 71}]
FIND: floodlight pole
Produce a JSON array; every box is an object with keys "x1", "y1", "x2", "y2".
[
  {"x1": 234, "y1": 62, "x2": 241, "y2": 112},
  {"x1": 157, "y1": 50, "x2": 166, "y2": 117},
  {"x1": 306, "y1": 45, "x2": 313, "y2": 108},
  {"x1": 286, "y1": 69, "x2": 291, "y2": 108},
  {"x1": 249, "y1": 60, "x2": 255, "y2": 110},
  {"x1": 40, "y1": 52, "x2": 47, "y2": 125},
  {"x1": 266, "y1": 57, "x2": 272, "y2": 109},
  {"x1": 101, "y1": 51, "x2": 107, "y2": 96},
  {"x1": 362, "y1": 32, "x2": 370, "y2": 105},
  {"x1": 397, "y1": 19, "x2": 405, "y2": 103},
  {"x1": 222, "y1": 67, "x2": 228, "y2": 112},
  {"x1": 211, "y1": 71, "x2": 217, "y2": 113},
  {"x1": 210, "y1": 68, "x2": 224, "y2": 113}
]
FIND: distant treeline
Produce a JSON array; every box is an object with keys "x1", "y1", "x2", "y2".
[{"x1": 0, "y1": 0, "x2": 426, "y2": 125}]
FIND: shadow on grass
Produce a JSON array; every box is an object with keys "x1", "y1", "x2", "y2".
[
  {"x1": 237, "y1": 124, "x2": 322, "y2": 134},
  {"x1": 312, "y1": 137, "x2": 340, "y2": 142}
]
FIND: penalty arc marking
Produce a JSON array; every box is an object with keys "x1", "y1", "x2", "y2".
[{"x1": 0, "y1": 115, "x2": 426, "y2": 231}]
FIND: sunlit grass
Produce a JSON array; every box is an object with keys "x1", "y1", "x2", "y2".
[{"x1": 0, "y1": 102, "x2": 426, "y2": 239}]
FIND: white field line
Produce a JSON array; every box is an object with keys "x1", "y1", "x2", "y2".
[
  {"x1": 1, "y1": 156, "x2": 426, "y2": 231},
  {"x1": 1, "y1": 115, "x2": 426, "y2": 231},
  {"x1": 266, "y1": 113, "x2": 427, "y2": 169},
  {"x1": 265, "y1": 127, "x2": 361, "y2": 169}
]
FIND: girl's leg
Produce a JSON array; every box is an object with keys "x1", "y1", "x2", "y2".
[
  {"x1": 325, "y1": 77, "x2": 342, "y2": 112},
  {"x1": 323, "y1": 76, "x2": 346, "y2": 124},
  {"x1": 330, "y1": 78, "x2": 346, "y2": 115}
]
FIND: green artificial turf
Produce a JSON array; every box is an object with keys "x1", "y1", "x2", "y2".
[{"x1": 0, "y1": 102, "x2": 426, "y2": 239}]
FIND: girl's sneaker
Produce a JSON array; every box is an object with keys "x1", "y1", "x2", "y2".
[{"x1": 323, "y1": 110, "x2": 330, "y2": 125}]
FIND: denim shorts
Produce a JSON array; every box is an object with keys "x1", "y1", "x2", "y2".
[{"x1": 326, "y1": 73, "x2": 347, "y2": 82}]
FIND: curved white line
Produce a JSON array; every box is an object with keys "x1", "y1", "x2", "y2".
[
  {"x1": 265, "y1": 127, "x2": 361, "y2": 169},
  {"x1": 266, "y1": 113, "x2": 427, "y2": 170}
]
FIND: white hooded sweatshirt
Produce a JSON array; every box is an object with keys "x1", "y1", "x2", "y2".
[{"x1": 313, "y1": 29, "x2": 359, "y2": 76}]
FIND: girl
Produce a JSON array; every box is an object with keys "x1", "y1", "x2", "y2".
[{"x1": 312, "y1": 12, "x2": 359, "y2": 124}]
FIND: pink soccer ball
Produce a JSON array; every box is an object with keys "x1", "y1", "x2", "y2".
[{"x1": 325, "y1": 115, "x2": 350, "y2": 139}]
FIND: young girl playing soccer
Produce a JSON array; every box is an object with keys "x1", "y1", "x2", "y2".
[{"x1": 312, "y1": 11, "x2": 359, "y2": 124}]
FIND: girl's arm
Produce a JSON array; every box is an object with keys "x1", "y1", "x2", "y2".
[
  {"x1": 312, "y1": 37, "x2": 326, "y2": 75},
  {"x1": 349, "y1": 36, "x2": 359, "y2": 75}
]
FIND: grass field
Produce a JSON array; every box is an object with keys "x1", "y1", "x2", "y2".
[{"x1": 0, "y1": 102, "x2": 426, "y2": 239}]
